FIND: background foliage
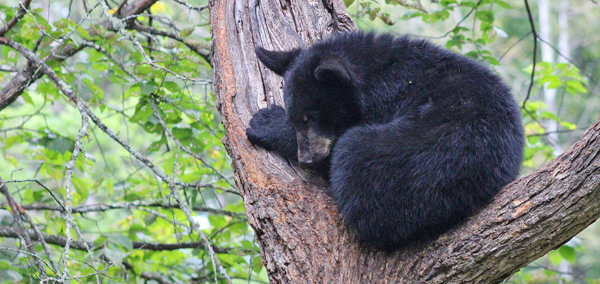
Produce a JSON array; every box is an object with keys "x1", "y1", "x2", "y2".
[{"x1": 0, "y1": 0, "x2": 598, "y2": 283}]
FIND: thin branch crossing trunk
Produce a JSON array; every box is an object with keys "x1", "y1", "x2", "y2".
[{"x1": 210, "y1": 0, "x2": 600, "y2": 282}]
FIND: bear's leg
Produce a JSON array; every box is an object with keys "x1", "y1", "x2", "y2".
[{"x1": 329, "y1": 119, "x2": 485, "y2": 251}]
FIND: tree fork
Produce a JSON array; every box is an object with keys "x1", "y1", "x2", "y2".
[{"x1": 209, "y1": 0, "x2": 600, "y2": 282}]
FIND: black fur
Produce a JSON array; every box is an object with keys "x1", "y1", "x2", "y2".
[{"x1": 247, "y1": 32, "x2": 524, "y2": 252}]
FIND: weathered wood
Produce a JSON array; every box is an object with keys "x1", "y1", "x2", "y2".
[{"x1": 210, "y1": 0, "x2": 600, "y2": 282}]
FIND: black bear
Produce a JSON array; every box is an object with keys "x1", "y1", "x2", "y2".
[{"x1": 246, "y1": 32, "x2": 524, "y2": 252}]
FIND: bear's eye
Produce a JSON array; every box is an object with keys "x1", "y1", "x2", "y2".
[{"x1": 302, "y1": 115, "x2": 308, "y2": 122}]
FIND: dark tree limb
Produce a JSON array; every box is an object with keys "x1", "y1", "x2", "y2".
[
  {"x1": 0, "y1": 178, "x2": 47, "y2": 278},
  {"x1": 0, "y1": 0, "x2": 33, "y2": 37},
  {"x1": 0, "y1": 43, "x2": 84, "y2": 111},
  {"x1": 210, "y1": 0, "x2": 600, "y2": 282},
  {"x1": 123, "y1": 261, "x2": 175, "y2": 284},
  {"x1": 0, "y1": 0, "x2": 157, "y2": 111}
]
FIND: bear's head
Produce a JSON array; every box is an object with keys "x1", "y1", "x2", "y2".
[{"x1": 255, "y1": 46, "x2": 362, "y2": 166}]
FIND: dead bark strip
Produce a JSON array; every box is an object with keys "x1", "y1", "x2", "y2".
[{"x1": 210, "y1": 0, "x2": 600, "y2": 282}]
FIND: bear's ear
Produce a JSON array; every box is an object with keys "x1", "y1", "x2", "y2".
[
  {"x1": 314, "y1": 57, "x2": 351, "y2": 85},
  {"x1": 255, "y1": 47, "x2": 301, "y2": 76}
]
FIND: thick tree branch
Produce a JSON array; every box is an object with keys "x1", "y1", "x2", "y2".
[
  {"x1": 0, "y1": 0, "x2": 33, "y2": 36},
  {"x1": 0, "y1": 43, "x2": 84, "y2": 110},
  {"x1": 0, "y1": 0, "x2": 157, "y2": 111},
  {"x1": 210, "y1": 0, "x2": 600, "y2": 282},
  {"x1": 112, "y1": 0, "x2": 157, "y2": 28}
]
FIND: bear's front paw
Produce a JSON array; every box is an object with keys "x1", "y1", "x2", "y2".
[
  {"x1": 248, "y1": 105, "x2": 287, "y2": 129},
  {"x1": 246, "y1": 105, "x2": 288, "y2": 149}
]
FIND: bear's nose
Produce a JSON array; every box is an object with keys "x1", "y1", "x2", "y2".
[{"x1": 298, "y1": 157, "x2": 313, "y2": 165}]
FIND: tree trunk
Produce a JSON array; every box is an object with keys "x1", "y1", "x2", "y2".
[
  {"x1": 558, "y1": 0, "x2": 570, "y2": 65},
  {"x1": 210, "y1": 0, "x2": 600, "y2": 282},
  {"x1": 538, "y1": 0, "x2": 563, "y2": 154}
]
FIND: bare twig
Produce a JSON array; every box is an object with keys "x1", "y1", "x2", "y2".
[
  {"x1": 0, "y1": 177, "x2": 47, "y2": 278},
  {"x1": 522, "y1": 0, "x2": 539, "y2": 108},
  {"x1": 80, "y1": 40, "x2": 140, "y2": 81},
  {"x1": 2, "y1": 178, "x2": 67, "y2": 211},
  {"x1": 132, "y1": 22, "x2": 210, "y2": 62},
  {"x1": 170, "y1": 0, "x2": 209, "y2": 13},
  {"x1": 150, "y1": 98, "x2": 236, "y2": 188},
  {"x1": 20, "y1": 213, "x2": 59, "y2": 274},
  {"x1": 408, "y1": 0, "x2": 484, "y2": 39},
  {"x1": 0, "y1": 247, "x2": 55, "y2": 276},
  {"x1": 498, "y1": 31, "x2": 532, "y2": 61},
  {"x1": 61, "y1": 113, "x2": 100, "y2": 283},
  {"x1": 0, "y1": 225, "x2": 233, "y2": 253},
  {"x1": 0, "y1": 201, "x2": 245, "y2": 218},
  {"x1": 0, "y1": 37, "x2": 232, "y2": 284}
]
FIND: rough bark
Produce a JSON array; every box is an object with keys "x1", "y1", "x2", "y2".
[{"x1": 210, "y1": 0, "x2": 600, "y2": 283}]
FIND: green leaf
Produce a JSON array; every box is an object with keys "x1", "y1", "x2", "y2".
[
  {"x1": 72, "y1": 176, "x2": 90, "y2": 204},
  {"x1": 130, "y1": 101, "x2": 153, "y2": 123},
  {"x1": 540, "y1": 111, "x2": 560, "y2": 121},
  {"x1": 208, "y1": 215, "x2": 226, "y2": 228},
  {"x1": 546, "y1": 76, "x2": 562, "y2": 89},
  {"x1": 21, "y1": 92, "x2": 35, "y2": 105},
  {"x1": 252, "y1": 256, "x2": 264, "y2": 273},
  {"x1": 483, "y1": 56, "x2": 500, "y2": 65},
  {"x1": 180, "y1": 27, "x2": 195, "y2": 37},
  {"x1": 141, "y1": 82, "x2": 158, "y2": 95},
  {"x1": 180, "y1": 137, "x2": 204, "y2": 153},
  {"x1": 560, "y1": 121, "x2": 576, "y2": 130},
  {"x1": 142, "y1": 121, "x2": 163, "y2": 133},
  {"x1": 558, "y1": 245, "x2": 576, "y2": 263},
  {"x1": 548, "y1": 250, "x2": 562, "y2": 267},
  {"x1": 565, "y1": 80, "x2": 587, "y2": 94},
  {"x1": 440, "y1": 0, "x2": 458, "y2": 6},
  {"x1": 172, "y1": 128, "x2": 193, "y2": 140},
  {"x1": 6, "y1": 270, "x2": 23, "y2": 281},
  {"x1": 460, "y1": 1, "x2": 478, "y2": 7},
  {"x1": 2, "y1": 46, "x2": 18, "y2": 63},
  {"x1": 20, "y1": 24, "x2": 36, "y2": 40},
  {"x1": 109, "y1": 233, "x2": 134, "y2": 250},
  {"x1": 104, "y1": 245, "x2": 127, "y2": 264},
  {"x1": 465, "y1": 51, "x2": 479, "y2": 59},
  {"x1": 83, "y1": 78, "x2": 105, "y2": 101},
  {"x1": 163, "y1": 81, "x2": 181, "y2": 93},
  {"x1": 158, "y1": 104, "x2": 182, "y2": 123},
  {"x1": 35, "y1": 136, "x2": 73, "y2": 154},
  {"x1": 494, "y1": 0, "x2": 512, "y2": 9},
  {"x1": 8, "y1": 156, "x2": 17, "y2": 167},
  {"x1": 477, "y1": 11, "x2": 494, "y2": 22},
  {"x1": 147, "y1": 135, "x2": 167, "y2": 152},
  {"x1": 3, "y1": 135, "x2": 24, "y2": 149}
]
